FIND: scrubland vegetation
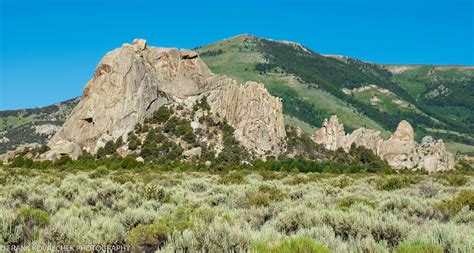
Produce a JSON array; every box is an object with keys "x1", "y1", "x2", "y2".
[{"x1": 1, "y1": 164, "x2": 472, "y2": 252}]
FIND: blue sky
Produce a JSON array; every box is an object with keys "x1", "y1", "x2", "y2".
[{"x1": 0, "y1": 0, "x2": 472, "y2": 110}]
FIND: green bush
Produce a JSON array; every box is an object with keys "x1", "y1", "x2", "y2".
[
  {"x1": 253, "y1": 237, "x2": 332, "y2": 253},
  {"x1": 434, "y1": 173, "x2": 468, "y2": 186},
  {"x1": 244, "y1": 185, "x2": 287, "y2": 207},
  {"x1": 126, "y1": 223, "x2": 170, "y2": 252},
  {"x1": 395, "y1": 241, "x2": 443, "y2": 253},
  {"x1": 152, "y1": 106, "x2": 172, "y2": 124},
  {"x1": 10, "y1": 156, "x2": 34, "y2": 168},
  {"x1": 89, "y1": 165, "x2": 109, "y2": 179},
  {"x1": 19, "y1": 207, "x2": 50, "y2": 240},
  {"x1": 376, "y1": 176, "x2": 420, "y2": 191},
  {"x1": 128, "y1": 133, "x2": 141, "y2": 151},
  {"x1": 218, "y1": 171, "x2": 246, "y2": 184},
  {"x1": 121, "y1": 155, "x2": 139, "y2": 169},
  {"x1": 435, "y1": 190, "x2": 474, "y2": 219},
  {"x1": 19, "y1": 207, "x2": 49, "y2": 228},
  {"x1": 96, "y1": 140, "x2": 117, "y2": 159},
  {"x1": 137, "y1": 184, "x2": 172, "y2": 202},
  {"x1": 337, "y1": 196, "x2": 374, "y2": 210}
]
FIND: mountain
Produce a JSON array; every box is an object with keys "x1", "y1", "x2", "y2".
[
  {"x1": 1, "y1": 34, "x2": 473, "y2": 157},
  {"x1": 194, "y1": 34, "x2": 474, "y2": 155},
  {"x1": 0, "y1": 98, "x2": 79, "y2": 153}
]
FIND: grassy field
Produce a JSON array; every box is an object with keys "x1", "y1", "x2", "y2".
[{"x1": 1, "y1": 166, "x2": 473, "y2": 252}]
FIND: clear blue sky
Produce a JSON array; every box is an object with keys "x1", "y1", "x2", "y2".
[{"x1": 1, "y1": 0, "x2": 472, "y2": 110}]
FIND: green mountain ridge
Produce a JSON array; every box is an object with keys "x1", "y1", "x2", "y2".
[
  {"x1": 1, "y1": 34, "x2": 473, "y2": 155},
  {"x1": 194, "y1": 34, "x2": 474, "y2": 155}
]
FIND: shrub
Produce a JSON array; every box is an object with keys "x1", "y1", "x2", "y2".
[
  {"x1": 376, "y1": 176, "x2": 419, "y2": 191},
  {"x1": 128, "y1": 133, "x2": 141, "y2": 150},
  {"x1": 89, "y1": 165, "x2": 109, "y2": 179},
  {"x1": 337, "y1": 196, "x2": 374, "y2": 210},
  {"x1": 244, "y1": 184, "x2": 287, "y2": 207},
  {"x1": 274, "y1": 208, "x2": 319, "y2": 235},
  {"x1": 394, "y1": 241, "x2": 443, "y2": 253},
  {"x1": 19, "y1": 207, "x2": 50, "y2": 241},
  {"x1": 96, "y1": 140, "x2": 117, "y2": 159},
  {"x1": 435, "y1": 190, "x2": 474, "y2": 219},
  {"x1": 253, "y1": 237, "x2": 332, "y2": 253},
  {"x1": 137, "y1": 184, "x2": 172, "y2": 202},
  {"x1": 126, "y1": 223, "x2": 171, "y2": 252},
  {"x1": 218, "y1": 171, "x2": 246, "y2": 184},
  {"x1": 121, "y1": 155, "x2": 138, "y2": 169},
  {"x1": 53, "y1": 155, "x2": 72, "y2": 167},
  {"x1": 10, "y1": 155, "x2": 34, "y2": 168},
  {"x1": 0, "y1": 209, "x2": 22, "y2": 245},
  {"x1": 152, "y1": 106, "x2": 172, "y2": 124},
  {"x1": 370, "y1": 220, "x2": 407, "y2": 248},
  {"x1": 434, "y1": 173, "x2": 468, "y2": 187}
]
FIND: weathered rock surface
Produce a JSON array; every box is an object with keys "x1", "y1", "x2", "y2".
[
  {"x1": 345, "y1": 128, "x2": 383, "y2": 152},
  {"x1": 313, "y1": 116, "x2": 454, "y2": 172},
  {"x1": 378, "y1": 121, "x2": 417, "y2": 169},
  {"x1": 207, "y1": 81, "x2": 286, "y2": 153},
  {"x1": 0, "y1": 143, "x2": 40, "y2": 162},
  {"x1": 49, "y1": 39, "x2": 286, "y2": 157},
  {"x1": 34, "y1": 124, "x2": 61, "y2": 136},
  {"x1": 313, "y1": 115, "x2": 346, "y2": 151},
  {"x1": 41, "y1": 140, "x2": 82, "y2": 160},
  {"x1": 182, "y1": 147, "x2": 202, "y2": 158}
]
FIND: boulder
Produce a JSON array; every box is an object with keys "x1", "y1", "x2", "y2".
[
  {"x1": 420, "y1": 136, "x2": 436, "y2": 148},
  {"x1": 132, "y1": 38, "x2": 147, "y2": 51},
  {"x1": 182, "y1": 147, "x2": 202, "y2": 158},
  {"x1": 41, "y1": 140, "x2": 82, "y2": 160}
]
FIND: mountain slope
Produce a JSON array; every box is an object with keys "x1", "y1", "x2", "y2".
[
  {"x1": 195, "y1": 35, "x2": 474, "y2": 155},
  {"x1": 0, "y1": 98, "x2": 79, "y2": 153},
  {"x1": 194, "y1": 35, "x2": 389, "y2": 136}
]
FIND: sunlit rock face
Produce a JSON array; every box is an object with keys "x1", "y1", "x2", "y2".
[
  {"x1": 313, "y1": 116, "x2": 454, "y2": 172},
  {"x1": 47, "y1": 39, "x2": 286, "y2": 158}
]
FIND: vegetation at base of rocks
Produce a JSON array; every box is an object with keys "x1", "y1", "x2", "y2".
[{"x1": 0, "y1": 167, "x2": 471, "y2": 252}]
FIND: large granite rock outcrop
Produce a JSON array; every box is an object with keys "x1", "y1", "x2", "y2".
[
  {"x1": 313, "y1": 116, "x2": 454, "y2": 172},
  {"x1": 207, "y1": 81, "x2": 285, "y2": 153},
  {"x1": 47, "y1": 39, "x2": 286, "y2": 157}
]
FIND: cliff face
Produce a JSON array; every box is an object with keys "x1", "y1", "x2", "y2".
[
  {"x1": 46, "y1": 39, "x2": 286, "y2": 159},
  {"x1": 207, "y1": 81, "x2": 285, "y2": 153},
  {"x1": 313, "y1": 115, "x2": 455, "y2": 172}
]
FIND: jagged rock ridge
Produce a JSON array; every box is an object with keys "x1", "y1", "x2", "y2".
[
  {"x1": 45, "y1": 39, "x2": 285, "y2": 159},
  {"x1": 313, "y1": 115, "x2": 454, "y2": 172}
]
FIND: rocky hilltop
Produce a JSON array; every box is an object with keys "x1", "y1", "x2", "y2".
[
  {"x1": 313, "y1": 115, "x2": 454, "y2": 172},
  {"x1": 45, "y1": 39, "x2": 285, "y2": 159}
]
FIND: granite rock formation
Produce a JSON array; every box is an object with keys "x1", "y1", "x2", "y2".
[
  {"x1": 313, "y1": 116, "x2": 454, "y2": 172},
  {"x1": 47, "y1": 39, "x2": 286, "y2": 158}
]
